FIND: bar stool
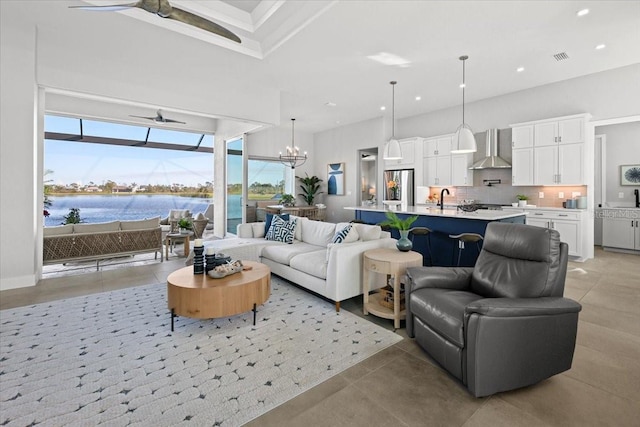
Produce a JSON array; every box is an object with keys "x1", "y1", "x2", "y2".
[
  {"x1": 449, "y1": 233, "x2": 483, "y2": 266},
  {"x1": 408, "y1": 227, "x2": 433, "y2": 266}
]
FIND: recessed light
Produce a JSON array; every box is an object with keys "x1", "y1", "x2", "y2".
[
  {"x1": 459, "y1": 83, "x2": 466, "y2": 89},
  {"x1": 517, "y1": 67, "x2": 525, "y2": 72},
  {"x1": 367, "y1": 52, "x2": 411, "y2": 67},
  {"x1": 577, "y1": 8, "x2": 589, "y2": 17},
  {"x1": 336, "y1": 121, "x2": 341, "y2": 124},
  {"x1": 325, "y1": 102, "x2": 337, "y2": 107},
  {"x1": 415, "y1": 96, "x2": 421, "y2": 101},
  {"x1": 595, "y1": 44, "x2": 606, "y2": 50},
  {"x1": 380, "y1": 106, "x2": 386, "y2": 111}
]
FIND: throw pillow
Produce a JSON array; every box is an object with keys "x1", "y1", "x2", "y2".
[
  {"x1": 265, "y1": 216, "x2": 296, "y2": 244},
  {"x1": 332, "y1": 223, "x2": 359, "y2": 243},
  {"x1": 265, "y1": 213, "x2": 290, "y2": 237}
]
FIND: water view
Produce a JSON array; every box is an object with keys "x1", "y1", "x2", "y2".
[{"x1": 44, "y1": 194, "x2": 243, "y2": 226}]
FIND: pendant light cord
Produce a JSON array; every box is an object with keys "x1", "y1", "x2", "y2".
[
  {"x1": 390, "y1": 81, "x2": 397, "y2": 138},
  {"x1": 291, "y1": 118, "x2": 295, "y2": 145},
  {"x1": 462, "y1": 57, "x2": 466, "y2": 125}
]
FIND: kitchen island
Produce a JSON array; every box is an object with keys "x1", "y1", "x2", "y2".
[{"x1": 345, "y1": 205, "x2": 526, "y2": 267}]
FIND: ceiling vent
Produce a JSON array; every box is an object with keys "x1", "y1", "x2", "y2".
[{"x1": 553, "y1": 52, "x2": 570, "y2": 61}]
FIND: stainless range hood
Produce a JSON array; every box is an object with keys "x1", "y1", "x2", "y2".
[{"x1": 469, "y1": 129, "x2": 512, "y2": 169}]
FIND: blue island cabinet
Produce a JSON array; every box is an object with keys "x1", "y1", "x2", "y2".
[{"x1": 355, "y1": 210, "x2": 526, "y2": 267}]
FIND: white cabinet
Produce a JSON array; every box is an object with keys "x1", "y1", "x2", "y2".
[
  {"x1": 512, "y1": 147, "x2": 533, "y2": 186},
  {"x1": 511, "y1": 114, "x2": 589, "y2": 186},
  {"x1": 384, "y1": 139, "x2": 416, "y2": 168},
  {"x1": 602, "y1": 211, "x2": 640, "y2": 251},
  {"x1": 424, "y1": 156, "x2": 451, "y2": 186},
  {"x1": 424, "y1": 137, "x2": 451, "y2": 158},
  {"x1": 451, "y1": 154, "x2": 473, "y2": 186},
  {"x1": 422, "y1": 135, "x2": 472, "y2": 187},
  {"x1": 504, "y1": 207, "x2": 585, "y2": 258}
]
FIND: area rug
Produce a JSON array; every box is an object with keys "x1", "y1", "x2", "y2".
[{"x1": 0, "y1": 277, "x2": 401, "y2": 426}]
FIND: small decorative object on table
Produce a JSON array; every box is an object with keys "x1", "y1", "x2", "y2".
[
  {"x1": 207, "y1": 260, "x2": 244, "y2": 279},
  {"x1": 516, "y1": 194, "x2": 529, "y2": 207},
  {"x1": 193, "y1": 239, "x2": 204, "y2": 275},
  {"x1": 377, "y1": 211, "x2": 418, "y2": 252}
]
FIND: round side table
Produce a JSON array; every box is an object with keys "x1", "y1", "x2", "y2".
[{"x1": 362, "y1": 248, "x2": 422, "y2": 330}]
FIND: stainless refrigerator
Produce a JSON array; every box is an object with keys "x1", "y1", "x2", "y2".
[{"x1": 384, "y1": 169, "x2": 414, "y2": 205}]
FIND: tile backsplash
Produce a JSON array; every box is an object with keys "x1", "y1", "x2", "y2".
[{"x1": 425, "y1": 170, "x2": 587, "y2": 208}]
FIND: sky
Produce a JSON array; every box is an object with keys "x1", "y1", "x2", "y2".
[{"x1": 44, "y1": 115, "x2": 285, "y2": 188}]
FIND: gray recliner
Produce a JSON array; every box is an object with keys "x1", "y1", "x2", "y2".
[{"x1": 404, "y1": 222, "x2": 581, "y2": 397}]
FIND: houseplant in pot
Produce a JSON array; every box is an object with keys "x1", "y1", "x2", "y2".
[
  {"x1": 516, "y1": 194, "x2": 529, "y2": 207},
  {"x1": 296, "y1": 173, "x2": 323, "y2": 206},
  {"x1": 280, "y1": 194, "x2": 296, "y2": 207},
  {"x1": 178, "y1": 217, "x2": 193, "y2": 234},
  {"x1": 378, "y1": 211, "x2": 419, "y2": 252}
]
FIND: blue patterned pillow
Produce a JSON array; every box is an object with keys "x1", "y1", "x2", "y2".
[
  {"x1": 332, "y1": 224, "x2": 352, "y2": 243},
  {"x1": 265, "y1": 216, "x2": 297, "y2": 244},
  {"x1": 265, "y1": 213, "x2": 290, "y2": 237}
]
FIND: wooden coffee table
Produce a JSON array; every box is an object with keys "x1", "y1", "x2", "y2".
[{"x1": 167, "y1": 261, "x2": 271, "y2": 331}]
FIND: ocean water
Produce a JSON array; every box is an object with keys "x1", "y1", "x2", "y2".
[{"x1": 45, "y1": 194, "x2": 241, "y2": 226}]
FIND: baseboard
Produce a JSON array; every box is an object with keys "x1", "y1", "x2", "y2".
[{"x1": 0, "y1": 273, "x2": 37, "y2": 291}]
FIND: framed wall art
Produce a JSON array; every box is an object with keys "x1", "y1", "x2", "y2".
[
  {"x1": 327, "y1": 162, "x2": 345, "y2": 195},
  {"x1": 620, "y1": 165, "x2": 640, "y2": 186}
]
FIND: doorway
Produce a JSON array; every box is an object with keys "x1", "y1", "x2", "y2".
[
  {"x1": 358, "y1": 148, "x2": 378, "y2": 205},
  {"x1": 226, "y1": 137, "x2": 244, "y2": 234}
]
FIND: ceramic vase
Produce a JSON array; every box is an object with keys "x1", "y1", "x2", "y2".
[{"x1": 396, "y1": 230, "x2": 413, "y2": 252}]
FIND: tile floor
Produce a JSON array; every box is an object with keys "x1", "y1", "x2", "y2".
[{"x1": 1, "y1": 247, "x2": 639, "y2": 426}]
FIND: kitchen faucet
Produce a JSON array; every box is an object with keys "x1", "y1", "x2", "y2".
[
  {"x1": 635, "y1": 189, "x2": 639, "y2": 208},
  {"x1": 439, "y1": 188, "x2": 450, "y2": 210}
]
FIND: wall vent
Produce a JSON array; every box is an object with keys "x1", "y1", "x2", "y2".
[{"x1": 553, "y1": 52, "x2": 569, "y2": 61}]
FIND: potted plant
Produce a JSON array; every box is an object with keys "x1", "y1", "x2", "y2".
[
  {"x1": 280, "y1": 194, "x2": 295, "y2": 207},
  {"x1": 378, "y1": 211, "x2": 419, "y2": 252},
  {"x1": 178, "y1": 217, "x2": 193, "y2": 234},
  {"x1": 296, "y1": 173, "x2": 323, "y2": 206},
  {"x1": 516, "y1": 194, "x2": 529, "y2": 207}
]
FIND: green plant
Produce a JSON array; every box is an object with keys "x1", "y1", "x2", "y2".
[
  {"x1": 178, "y1": 217, "x2": 193, "y2": 230},
  {"x1": 516, "y1": 194, "x2": 529, "y2": 201},
  {"x1": 296, "y1": 173, "x2": 323, "y2": 206},
  {"x1": 377, "y1": 211, "x2": 418, "y2": 231},
  {"x1": 62, "y1": 208, "x2": 82, "y2": 224},
  {"x1": 280, "y1": 194, "x2": 295, "y2": 206}
]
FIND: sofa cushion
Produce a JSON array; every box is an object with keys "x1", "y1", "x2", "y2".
[
  {"x1": 261, "y1": 242, "x2": 322, "y2": 265},
  {"x1": 333, "y1": 223, "x2": 360, "y2": 243},
  {"x1": 289, "y1": 215, "x2": 307, "y2": 241},
  {"x1": 301, "y1": 220, "x2": 336, "y2": 246},
  {"x1": 265, "y1": 213, "x2": 290, "y2": 236},
  {"x1": 43, "y1": 224, "x2": 74, "y2": 237},
  {"x1": 265, "y1": 216, "x2": 296, "y2": 244},
  {"x1": 120, "y1": 217, "x2": 160, "y2": 231},
  {"x1": 290, "y1": 250, "x2": 328, "y2": 280},
  {"x1": 251, "y1": 222, "x2": 266, "y2": 238},
  {"x1": 353, "y1": 223, "x2": 382, "y2": 241},
  {"x1": 73, "y1": 221, "x2": 121, "y2": 234},
  {"x1": 410, "y1": 288, "x2": 483, "y2": 348}
]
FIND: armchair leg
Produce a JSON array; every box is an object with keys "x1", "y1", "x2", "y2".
[{"x1": 335, "y1": 301, "x2": 340, "y2": 312}]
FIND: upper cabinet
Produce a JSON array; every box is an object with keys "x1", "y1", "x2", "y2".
[
  {"x1": 421, "y1": 135, "x2": 472, "y2": 187},
  {"x1": 511, "y1": 114, "x2": 590, "y2": 186},
  {"x1": 384, "y1": 138, "x2": 418, "y2": 168}
]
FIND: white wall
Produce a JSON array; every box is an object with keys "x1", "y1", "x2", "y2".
[{"x1": 313, "y1": 117, "x2": 385, "y2": 223}]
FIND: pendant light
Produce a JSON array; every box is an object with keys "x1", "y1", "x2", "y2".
[
  {"x1": 451, "y1": 55, "x2": 477, "y2": 153},
  {"x1": 383, "y1": 81, "x2": 402, "y2": 160},
  {"x1": 279, "y1": 118, "x2": 307, "y2": 169}
]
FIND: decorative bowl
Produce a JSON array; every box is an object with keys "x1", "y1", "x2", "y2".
[{"x1": 382, "y1": 200, "x2": 402, "y2": 210}]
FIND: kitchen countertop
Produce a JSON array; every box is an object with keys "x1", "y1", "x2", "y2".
[
  {"x1": 502, "y1": 206, "x2": 588, "y2": 212},
  {"x1": 345, "y1": 205, "x2": 527, "y2": 221}
]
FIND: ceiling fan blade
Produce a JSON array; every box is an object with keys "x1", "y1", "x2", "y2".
[
  {"x1": 167, "y1": 7, "x2": 241, "y2": 44},
  {"x1": 129, "y1": 114, "x2": 157, "y2": 121},
  {"x1": 68, "y1": 3, "x2": 139, "y2": 12},
  {"x1": 162, "y1": 118, "x2": 186, "y2": 124}
]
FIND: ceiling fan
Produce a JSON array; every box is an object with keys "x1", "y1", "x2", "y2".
[
  {"x1": 69, "y1": 0, "x2": 241, "y2": 43},
  {"x1": 130, "y1": 109, "x2": 186, "y2": 124}
]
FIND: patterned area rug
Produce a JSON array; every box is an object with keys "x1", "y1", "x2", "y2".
[{"x1": 0, "y1": 277, "x2": 401, "y2": 426}]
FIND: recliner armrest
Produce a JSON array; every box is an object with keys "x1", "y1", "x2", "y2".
[
  {"x1": 405, "y1": 267, "x2": 473, "y2": 292},
  {"x1": 466, "y1": 297, "x2": 582, "y2": 317}
]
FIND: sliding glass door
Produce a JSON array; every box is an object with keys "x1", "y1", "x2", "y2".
[{"x1": 226, "y1": 137, "x2": 243, "y2": 234}]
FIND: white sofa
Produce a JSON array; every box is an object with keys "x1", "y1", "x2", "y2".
[{"x1": 235, "y1": 217, "x2": 396, "y2": 311}]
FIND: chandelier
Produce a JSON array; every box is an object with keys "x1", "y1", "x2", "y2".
[
  {"x1": 451, "y1": 55, "x2": 477, "y2": 153},
  {"x1": 279, "y1": 118, "x2": 307, "y2": 169}
]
